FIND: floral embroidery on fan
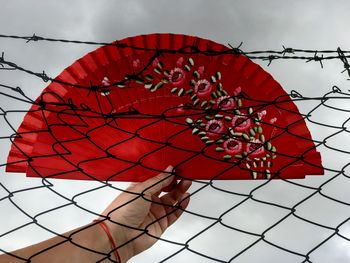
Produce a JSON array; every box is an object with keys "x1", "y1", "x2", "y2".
[
  {"x1": 233, "y1": 86, "x2": 242, "y2": 96},
  {"x1": 246, "y1": 139, "x2": 265, "y2": 156},
  {"x1": 197, "y1": 66, "x2": 205, "y2": 75},
  {"x1": 152, "y1": 58, "x2": 159, "y2": 68},
  {"x1": 100, "y1": 77, "x2": 111, "y2": 96},
  {"x1": 223, "y1": 138, "x2": 242, "y2": 154},
  {"x1": 231, "y1": 115, "x2": 252, "y2": 132},
  {"x1": 130, "y1": 56, "x2": 278, "y2": 179},
  {"x1": 205, "y1": 120, "x2": 225, "y2": 137},
  {"x1": 177, "y1": 104, "x2": 185, "y2": 113},
  {"x1": 257, "y1": 110, "x2": 267, "y2": 120},
  {"x1": 217, "y1": 96, "x2": 235, "y2": 110},
  {"x1": 194, "y1": 79, "x2": 212, "y2": 97},
  {"x1": 102, "y1": 77, "x2": 110, "y2": 86},
  {"x1": 132, "y1": 59, "x2": 141, "y2": 69},
  {"x1": 176, "y1": 57, "x2": 184, "y2": 66},
  {"x1": 169, "y1": 68, "x2": 186, "y2": 86},
  {"x1": 270, "y1": 117, "x2": 277, "y2": 124}
]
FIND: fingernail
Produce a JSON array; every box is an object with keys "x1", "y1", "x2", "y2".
[
  {"x1": 165, "y1": 165, "x2": 174, "y2": 173},
  {"x1": 179, "y1": 192, "x2": 189, "y2": 201}
]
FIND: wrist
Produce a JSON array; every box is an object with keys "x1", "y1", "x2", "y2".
[{"x1": 102, "y1": 220, "x2": 134, "y2": 263}]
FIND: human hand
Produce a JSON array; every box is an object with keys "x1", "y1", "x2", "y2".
[{"x1": 100, "y1": 166, "x2": 192, "y2": 262}]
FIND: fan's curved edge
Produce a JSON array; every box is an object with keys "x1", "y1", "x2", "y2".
[{"x1": 5, "y1": 33, "x2": 324, "y2": 178}]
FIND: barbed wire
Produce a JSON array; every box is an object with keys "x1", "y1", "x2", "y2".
[{"x1": 0, "y1": 34, "x2": 350, "y2": 262}]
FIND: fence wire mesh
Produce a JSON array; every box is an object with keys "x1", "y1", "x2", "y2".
[{"x1": 0, "y1": 34, "x2": 350, "y2": 262}]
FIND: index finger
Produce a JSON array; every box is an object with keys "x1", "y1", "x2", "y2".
[{"x1": 138, "y1": 165, "x2": 176, "y2": 195}]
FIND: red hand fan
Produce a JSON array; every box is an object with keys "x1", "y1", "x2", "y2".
[{"x1": 6, "y1": 33, "x2": 324, "y2": 181}]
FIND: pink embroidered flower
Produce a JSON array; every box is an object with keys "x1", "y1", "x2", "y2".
[
  {"x1": 216, "y1": 96, "x2": 235, "y2": 110},
  {"x1": 198, "y1": 66, "x2": 205, "y2": 75},
  {"x1": 169, "y1": 67, "x2": 186, "y2": 86},
  {"x1": 246, "y1": 139, "x2": 265, "y2": 156},
  {"x1": 176, "y1": 57, "x2": 184, "y2": 66},
  {"x1": 233, "y1": 86, "x2": 242, "y2": 96},
  {"x1": 223, "y1": 139, "x2": 242, "y2": 154},
  {"x1": 152, "y1": 58, "x2": 159, "y2": 67},
  {"x1": 102, "y1": 77, "x2": 110, "y2": 86},
  {"x1": 177, "y1": 103, "x2": 192, "y2": 113},
  {"x1": 231, "y1": 116, "x2": 252, "y2": 131},
  {"x1": 205, "y1": 120, "x2": 225, "y2": 137},
  {"x1": 258, "y1": 110, "x2": 267, "y2": 119},
  {"x1": 194, "y1": 79, "x2": 212, "y2": 97},
  {"x1": 269, "y1": 117, "x2": 277, "y2": 124},
  {"x1": 177, "y1": 104, "x2": 185, "y2": 113},
  {"x1": 133, "y1": 59, "x2": 141, "y2": 69},
  {"x1": 100, "y1": 77, "x2": 111, "y2": 96}
]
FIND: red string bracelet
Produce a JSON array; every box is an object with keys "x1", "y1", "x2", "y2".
[{"x1": 93, "y1": 219, "x2": 121, "y2": 263}]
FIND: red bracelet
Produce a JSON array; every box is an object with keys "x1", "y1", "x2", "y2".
[{"x1": 93, "y1": 219, "x2": 121, "y2": 263}]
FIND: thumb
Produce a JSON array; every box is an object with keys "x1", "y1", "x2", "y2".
[{"x1": 140, "y1": 165, "x2": 175, "y2": 195}]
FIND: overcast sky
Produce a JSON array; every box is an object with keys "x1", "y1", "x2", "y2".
[{"x1": 1, "y1": 0, "x2": 350, "y2": 262}]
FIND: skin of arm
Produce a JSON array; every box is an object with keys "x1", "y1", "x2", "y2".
[{"x1": 0, "y1": 165, "x2": 191, "y2": 263}]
